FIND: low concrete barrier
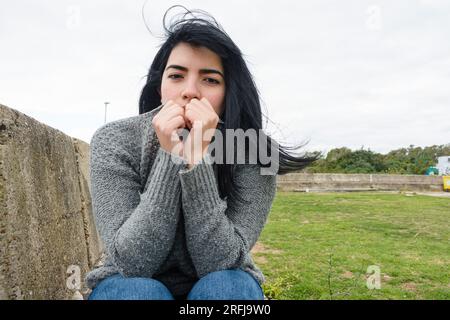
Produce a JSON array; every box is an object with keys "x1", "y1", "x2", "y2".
[{"x1": 277, "y1": 172, "x2": 444, "y2": 192}]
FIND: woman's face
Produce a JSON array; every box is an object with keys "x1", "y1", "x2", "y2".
[{"x1": 160, "y1": 42, "x2": 226, "y2": 118}]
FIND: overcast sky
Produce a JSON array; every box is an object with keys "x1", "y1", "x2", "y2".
[{"x1": 1, "y1": 0, "x2": 449, "y2": 155}]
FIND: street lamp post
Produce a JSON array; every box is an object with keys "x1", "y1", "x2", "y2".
[{"x1": 104, "y1": 102, "x2": 109, "y2": 124}]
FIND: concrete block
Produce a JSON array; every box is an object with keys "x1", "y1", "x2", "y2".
[
  {"x1": 0, "y1": 104, "x2": 100, "y2": 299},
  {"x1": 72, "y1": 138, "x2": 104, "y2": 270},
  {"x1": 277, "y1": 172, "x2": 444, "y2": 192}
]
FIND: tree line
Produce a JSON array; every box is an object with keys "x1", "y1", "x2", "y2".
[{"x1": 304, "y1": 144, "x2": 450, "y2": 174}]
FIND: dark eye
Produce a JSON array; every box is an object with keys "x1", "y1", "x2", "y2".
[
  {"x1": 168, "y1": 74, "x2": 182, "y2": 79},
  {"x1": 206, "y1": 78, "x2": 220, "y2": 84}
]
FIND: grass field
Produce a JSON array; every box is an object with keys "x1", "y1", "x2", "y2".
[{"x1": 254, "y1": 191, "x2": 450, "y2": 300}]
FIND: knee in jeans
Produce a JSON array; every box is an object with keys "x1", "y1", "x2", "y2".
[
  {"x1": 88, "y1": 274, "x2": 174, "y2": 300},
  {"x1": 188, "y1": 269, "x2": 263, "y2": 300}
]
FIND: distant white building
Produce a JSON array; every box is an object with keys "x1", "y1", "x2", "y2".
[{"x1": 437, "y1": 156, "x2": 450, "y2": 175}]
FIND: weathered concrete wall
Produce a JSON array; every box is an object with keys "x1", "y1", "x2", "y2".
[
  {"x1": 0, "y1": 104, "x2": 103, "y2": 300},
  {"x1": 277, "y1": 172, "x2": 444, "y2": 192}
]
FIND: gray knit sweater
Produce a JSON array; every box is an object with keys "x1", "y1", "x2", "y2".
[{"x1": 84, "y1": 104, "x2": 277, "y2": 297}]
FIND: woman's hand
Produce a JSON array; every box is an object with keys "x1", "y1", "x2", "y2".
[
  {"x1": 151, "y1": 100, "x2": 186, "y2": 158},
  {"x1": 183, "y1": 97, "x2": 220, "y2": 168}
]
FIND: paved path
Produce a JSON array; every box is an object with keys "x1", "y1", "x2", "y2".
[{"x1": 413, "y1": 192, "x2": 450, "y2": 198}]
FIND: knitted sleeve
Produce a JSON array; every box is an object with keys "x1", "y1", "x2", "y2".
[
  {"x1": 178, "y1": 153, "x2": 277, "y2": 278},
  {"x1": 89, "y1": 123, "x2": 186, "y2": 277}
]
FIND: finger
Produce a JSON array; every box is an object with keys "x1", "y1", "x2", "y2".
[
  {"x1": 155, "y1": 100, "x2": 175, "y2": 121},
  {"x1": 159, "y1": 104, "x2": 185, "y2": 122},
  {"x1": 162, "y1": 100, "x2": 186, "y2": 115},
  {"x1": 168, "y1": 115, "x2": 190, "y2": 142},
  {"x1": 186, "y1": 99, "x2": 207, "y2": 111},
  {"x1": 184, "y1": 107, "x2": 203, "y2": 125},
  {"x1": 167, "y1": 114, "x2": 186, "y2": 130},
  {"x1": 200, "y1": 97, "x2": 213, "y2": 110},
  {"x1": 160, "y1": 100, "x2": 174, "y2": 111},
  {"x1": 192, "y1": 98, "x2": 214, "y2": 113}
]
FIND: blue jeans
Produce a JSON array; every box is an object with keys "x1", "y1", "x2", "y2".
[{"x1": 88, "y1": 269, "x2": 265, "y2": 300}]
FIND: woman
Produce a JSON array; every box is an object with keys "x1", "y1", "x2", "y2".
[{"x1": 85, "y1": 5, "x2": 320, "y2": 300}]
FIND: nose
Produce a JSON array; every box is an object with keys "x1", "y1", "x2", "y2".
[{"x1": 181, "y1": 77, "x2": 201, "y2": 102}]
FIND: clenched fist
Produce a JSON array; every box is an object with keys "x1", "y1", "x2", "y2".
[
  {"x1": 152, "y1": 98, "x2": 220, "y2": 167},
  {"x1": 151, "y1": 100, "x2": 187, "y2": 158}
]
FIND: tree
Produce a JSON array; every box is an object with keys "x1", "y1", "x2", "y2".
[{"x1": 307, "y1": 143, "x2": 450, "y2": 174}]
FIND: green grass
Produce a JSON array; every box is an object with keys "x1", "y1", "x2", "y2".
[{"x1": 256, "y1": 192, "x2": 450, "y2": 300}]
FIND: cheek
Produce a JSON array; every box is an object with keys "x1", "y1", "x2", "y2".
[
  {"x1": 208, "y1": 91, "x2": 225, "y2": 115},
  {"x1": 160, "y1": 79, "x2": 175, "y2": 101}
]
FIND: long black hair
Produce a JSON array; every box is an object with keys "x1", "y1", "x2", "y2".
[{"x1": 139, "y1": 5, "x2": 322, "y2": 205}]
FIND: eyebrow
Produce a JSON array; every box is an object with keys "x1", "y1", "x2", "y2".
[{"x1": 165, "y1": 64, "x2": 224, "y2": 79}]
